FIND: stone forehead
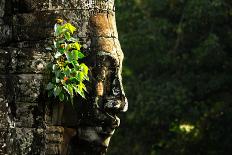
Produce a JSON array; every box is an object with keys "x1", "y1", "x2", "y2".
[{"x1": 90, "y1": 13, "x2": 118, "y2": 38}]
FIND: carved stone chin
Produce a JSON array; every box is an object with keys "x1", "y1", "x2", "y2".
[{"x1": 0, "y1": 0, "x2": 127, "y2": 154}]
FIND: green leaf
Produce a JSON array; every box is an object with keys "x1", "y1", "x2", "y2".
[
  {"x1": 72, "y1": 50, "x2": 79, "y2": 60},
  {"x1": 77, "y1": 72, "x2": 84, "y2": 81},
  {"x1": 46, "y1": 82, "x2": 54, "y2": 90},
  {"x1": 58, "y1": 47, "x2": 66, "y2": 54},
  {"x1": 64, "y1": 66, "x2": 71, "y2": 76},
  {"x1": 72, "y1": 42, "x2": 81, "y2": 51},
  {"x1": 69, "y1": 77, "x2": 78, "y2": 82},
  {"x1": 84, "y1": 75, "x2": 89, "y2": 81},
  {"x1": 65, "y1": 52, "x2": 73, "y2": 62},
  {"x1": 77, "y1": 51, "x2": 85, "y2": 59},
  {"x1": 54, "y1": 24, "x2": 63, "y2": 36},
  {"x1": 54, "y1": 52, "x2": 62, "y2": 58},
  {"x1": 59, "y1": 92, "x2": 65, "y2": 101},
  {"x1": 53, "y1": 41, "x2": 57, "y2": 48},
  {"x1": 65, "y1": 44, "x2": 72, "y2": 51},
  {"x1": 53, "y1": 86, "x2": 62, "y2": 97},
  {"x1": 55, "y1": 78, "x2": 60, "y2": 83},
  {"x1": 63, "y1": 23, "x2": 76, "y2": 34},
  {"x1": 54, "y1": 70, "x2": 61, "y2": 77},
  {"x1": 80, "y1": 63, "x2": 88, "y2": 75},
  {"x1": 73, "y1": 85, "x2": 85, "y2": 98},
  {"x1": 63, "y1": 85, "x2": 73, "y2": 97},
  {"x1": 48, "y1": 90, "x2": 53, "y2": 97},
  {"x1": 71, "y1": 60, "x2": 79, "y2": 67},
  {"x1": 52, "y1": 64, "x2": 56, "y2": 71},
  {"x1": 64, "y1": 32, "x2": 71, "y2": 40},
  {"x1": 79, "y1": 82, "x2": 87, "y2": 92},
  {"x1": 70, "y1": 68, "x2": 77, "y2": 75},
  {"x1": 69, "y1": 37, "x2": 78, "y2": 42}
]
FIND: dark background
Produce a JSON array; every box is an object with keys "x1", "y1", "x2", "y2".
[{"x1": 108, "y1": 0, "x2": 232, "y2": 154}]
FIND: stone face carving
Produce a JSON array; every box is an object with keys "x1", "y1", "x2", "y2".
[{"x1": 0, "y1": 0, "x2": 127, "y2": 154}]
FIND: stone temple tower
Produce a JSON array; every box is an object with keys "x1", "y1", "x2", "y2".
[{"x1": 0, "y1": 0, "x2": 127, "y2": 154}]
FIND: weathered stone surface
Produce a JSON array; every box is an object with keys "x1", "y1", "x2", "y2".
[
  {"x1": 45, "y1": 101, "x2": 80, "y2": 128},
  {"x1": 12, "y1": 11, "x2": 118, "y2": 41},
  {"x1": 0, "y1": 0, "x2": 11, "y2": 45},
  {"x1": 0, "y1": 47, "x2": 51, "y2": 74},
  {"x1": 45, "y1": 126, "x2": 64, "y2": 154},
  {"x1": 0, "y1": 0, "x2": 5, "y2": 18},
  {"x1": 0, "y1": 49, "x2": 10, "y2": 73},
  {"x1": 45, "y1": 126, "x2": 64, "y2": 143},
  {"x1": 95, "y1": 37, "x2": 116, "y2": 52},
  {"x1": 13, "y1": 0, "x2": 115, "y2": 12},
  {"x1": 0, "y1": 77, "x2": 8, "y2": 155},
  {"x1": 13, "y1": 74, "x2": 44, "y2": 103},
  {"x1": 0, "y1": 75, "x2": 15, "y2": 106},
  {"x1": 6, "y1": 128, "x2": 45, "y2": 155},
  {"x1": 45, "y1": 102, "x2": 63, "y2": 126},
  {"x1": 0, "y1": 25, "x2": 12, "y2": 45},
  {"x1": 12, "y1": 12, "x2": 54, "y2": 41},
  {"x1": 12, "y1": 11, "x2": 86, "y2": 40},
  {"x1": 0, "y1": 129, "x2": 7, "y2": 155},
  {"x1": 15, "y1": 102, "x2": 44, "y2": 128},
  {"x1": 0, "y1": 103, "x2": 8, "y2": 129},
  {"x1": 0, "y1": 75, "x2": 45, "y2": 154},
  {"x1": 0, "y1": 74, "x2": 44, "y2": 103}
]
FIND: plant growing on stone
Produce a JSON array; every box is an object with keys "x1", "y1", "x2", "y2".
[{"x1": 46, "y1": 19, "x2": 89, "y2": 104}]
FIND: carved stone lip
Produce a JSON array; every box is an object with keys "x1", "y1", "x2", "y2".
[{"x1": 99, "y1": 129, "x2": 115, "y2": 137}]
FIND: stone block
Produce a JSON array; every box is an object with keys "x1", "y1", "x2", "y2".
[
  {"x1": 13, "y1": 74, "x2": 44, "y2": 103},
  {"x1": 6, "y1": 127, "x2": 45, "y2": 155},
  {"x1": 0, "y1": 0, "x2": 5, "y2": 18},
  {"x1": 45, "y1": 101, "x2": 79, "y2": 127},
  {"x1": 0, "y1": 75, "x2": 15, "y2": 106},
  {"x1": 45, "y1": 126, "x2": 64, "y2": 154},
  {"x1": 0, "y1": 129, "x2": 7, "y2": 155},
  {"x1": 12, "y1": 0, "x2": 115, "y2": 12},
  {"x1": 0, "y1": 48, "x2": 14, "y2": 73},
  {"x1": 0, "y1": 25, "x2": 12, "y2": 45},
  {"x1": 12, "y1": 11, "x2": 87, "y2": 40},
  {"x1": 0, "y1": 77, "x2": 11, "y2": 130},
  {"x1": 15, "y1": 102, "x2": 44, "y2": 128},
  {"x1": 0, "y1": 74, "x2": 44, "y2": 103},
  {"x1": 15, "y1": 47, "x2": 51, "y2": 73},
  {"x1": 0, "y1": 103, "x2": 8, "y2": 129},
  {"x1": 45, "y1": 143, "x2": 61, "y2": 155},
  {"x1": 0, "y1": 47, "x2": 52, "y2": 74}
]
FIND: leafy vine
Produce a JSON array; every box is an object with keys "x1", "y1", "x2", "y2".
[{"x1": 46, "y1": 19, "x2": 89, "y2": 104}]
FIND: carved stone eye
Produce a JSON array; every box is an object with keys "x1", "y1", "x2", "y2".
[{"x1": 96, "y1": 81, "x2": 104, "y2": 96}]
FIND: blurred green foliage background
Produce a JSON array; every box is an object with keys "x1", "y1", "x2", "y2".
[{"x1": 108, "y1": 0, "x2": 232, "y2": 154}]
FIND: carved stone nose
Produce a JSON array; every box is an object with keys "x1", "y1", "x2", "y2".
[{"x1": 121, "y1": 96, "x2": 128, "y2": 112}]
